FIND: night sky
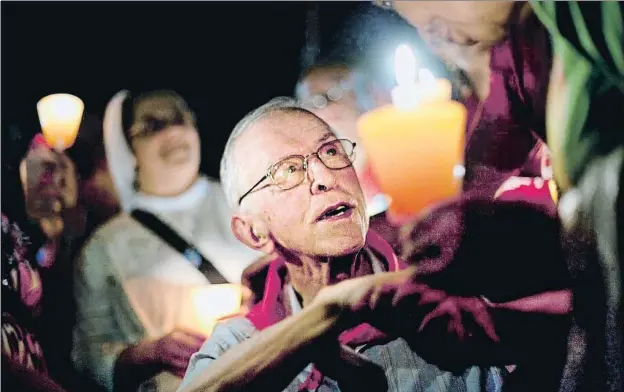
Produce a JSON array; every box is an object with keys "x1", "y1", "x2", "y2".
[{"x1": 2, "y1": 1, "x2": 361, "y2": 178}]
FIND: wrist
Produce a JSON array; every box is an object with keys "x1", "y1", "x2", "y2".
[
  {"x1": 302, "y1": 300, "x2": 345, "y2": 340},
  {"x1": 121, "y1": 339, "x2": 159, "y2": 366}
]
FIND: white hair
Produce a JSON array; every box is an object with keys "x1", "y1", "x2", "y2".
[{"x1": 220, "y1": 96, "x2": 309, "y2": 209}]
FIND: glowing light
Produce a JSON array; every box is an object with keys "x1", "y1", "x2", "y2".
[
  {"x1": 36, "y1": 94, "x2": 84, "y2": 151},
  {"x1": 394, "y1": 44, "x2": 417, "y2": 87}
]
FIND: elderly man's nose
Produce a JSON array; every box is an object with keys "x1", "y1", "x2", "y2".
[{"x1": 307, "y1": 157, "x2": 336, "y2": 194}]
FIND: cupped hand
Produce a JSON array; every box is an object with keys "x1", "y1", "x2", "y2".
[{"x1": 311, "y1": 267, "x2": 499, "y2": 343}]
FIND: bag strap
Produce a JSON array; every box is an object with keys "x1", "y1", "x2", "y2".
[{"x1": 130, "y1": 209, "x2": 229, "y2": 284}]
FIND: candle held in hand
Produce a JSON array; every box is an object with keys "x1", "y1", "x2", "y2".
[
  {"x1": 358, "y1": 44, "x2": 467, "y2": 217},
  {"x1": 37, "y1": 93, "x2": 84, "y2": 151}
]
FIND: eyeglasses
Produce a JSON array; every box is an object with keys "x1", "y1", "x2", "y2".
[
  {"x1": 372, "y1": 0, "x2": 393, "y2": 10},
  {"x1": 238, "y1": 138, "x2": 357, "y2": 205},
  {"x1": 301, "y1": 81, "x2": 353, "y2": 111},
  {"x1": 128, "y1": 112, "x2": 195, "y2": 140}
]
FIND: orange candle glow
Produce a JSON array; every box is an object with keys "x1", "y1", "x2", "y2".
[
  {"x1": 357, "y1": 44, "x2": 467, "y2": 216},
  {"x1": 36, "y1": 94, "x2": 84, "y2": 151},
  {"x1": 192, "y1": 284, "x2": 243, "y2": 335}
]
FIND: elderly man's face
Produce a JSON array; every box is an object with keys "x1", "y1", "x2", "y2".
[{"x1": 235, "y1": 110, "x2": 368, "y2": 258}]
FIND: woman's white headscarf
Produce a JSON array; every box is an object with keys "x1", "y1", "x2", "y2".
[{"x1": 103, "y1": 90, "x2": 136, "y2": 213}]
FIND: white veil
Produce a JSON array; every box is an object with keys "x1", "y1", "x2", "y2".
[{"x1": 103, "y1": 90, "x2": 136, "y2": 213}]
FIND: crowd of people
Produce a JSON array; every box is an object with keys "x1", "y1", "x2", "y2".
[{"x1": 2, "y1": 2, "x2": 623, "y2": 392}]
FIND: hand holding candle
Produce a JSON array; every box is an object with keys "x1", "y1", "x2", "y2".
[
  {"x1": 36, "y1": 93, "x2": 84, "y2": 151},
  {"x1": 358, "y1": 44, "x2": 467, "y2": 217}
]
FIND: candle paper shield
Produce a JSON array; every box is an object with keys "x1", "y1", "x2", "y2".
[
  {"x1": 37, "y1": 94, "x2": 84, "y2": 151},
  {"x1": 357, "y1": 45, "x2": 467, "y2": 217}
]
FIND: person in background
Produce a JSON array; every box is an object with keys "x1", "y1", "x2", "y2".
[
  {"x1": 397, "y1": 196, "x2": 572, "y2": 391},
  {"x1": 69, "y1": 113, "x2": 121, "y2": 236},
  {"x1": 386, "y1": 1, "x2": 624, "y2": 390},
  {"x1": 384, "y1": 1, "x2": 554, "y2": 203},
  {"x1": 72, "y1": 90, "x2": 260, "y2": 392},
  {"x1": 35, "y1": 114, "x2": 119, "y2": 392},
  {"x1": 2, "y1": 127, "x2": 76, "y2": 392},
  {"x1": 530, "y1": 2, "x2": 624, "y2": 392}
]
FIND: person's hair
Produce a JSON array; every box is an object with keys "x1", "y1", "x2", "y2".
[
  {"x1": 220, "y1": 97, "x2": 313, "y2": 209},
  {"x1": 121, "y1": 89, "x2": 196, "y2": 148}
]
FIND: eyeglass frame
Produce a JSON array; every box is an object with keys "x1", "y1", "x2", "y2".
[
  {"x1": 301, "y1": 79, "x2": 354, "y2": 111},
  {"x1": 237, "y1": 138, "x2": 357, "y2": 205}
]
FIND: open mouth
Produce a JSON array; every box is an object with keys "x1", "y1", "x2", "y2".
[{"x1": 316, "y1": 203, "x2": 354, "y2": 222}]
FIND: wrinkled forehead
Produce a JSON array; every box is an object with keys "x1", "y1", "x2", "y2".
[{"x1": 235, "y1": 110, "x2": 335, "y2": 182}]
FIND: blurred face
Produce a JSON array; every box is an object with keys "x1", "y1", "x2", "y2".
[
  {"x1": 131, "y1": 124, "x2": 201, "y2": 179},
  {"x1": 392, "y1": 1, "x2": 518, "y2": 69},
  {"x1": 127, "y1": 93, "x2": 201, "y2": 191},
  {"x1": 234, "y1": 110, "x2": 368, "y2": 258}
]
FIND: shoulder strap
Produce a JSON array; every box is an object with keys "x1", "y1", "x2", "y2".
[{"x1": 130, "y1": 209, "x2": 229, "y2": 284}]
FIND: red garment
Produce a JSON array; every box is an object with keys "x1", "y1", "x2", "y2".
[
  {"x1": 494, "y1": 176, "x2": 557, "y2": 216},
  {"x1": 246, "y1": 230, "x2": 406, "y2": 391},
  {"x1": 1, "y1": 213, "x2": 48, "y2": 375},
  {"x1": 461, "y1": 14, "x2": 552, "y2": 199}
]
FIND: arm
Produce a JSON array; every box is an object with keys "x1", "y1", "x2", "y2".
[
  {"x1": 72, "y1": 239, "x2": 160, "y2": 392},
  {"x1": 485, "y1": 289, "x2": 572, "y2": 315},
  {"x1": 180, "y1": 303, "x2": 342, "y2": 392}
]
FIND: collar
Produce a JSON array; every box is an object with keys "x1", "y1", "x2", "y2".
[
  {"x1": 131, "y1": 176, "x2": 211, "y2": 213},
  {"x1": 246, "y1": 229, "x2": 406, "y2": 330},
  {"x1": 246, "y1": 230, "x2": 406, "y2": 391}
]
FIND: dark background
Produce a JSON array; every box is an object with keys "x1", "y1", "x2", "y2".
[{"x1": 2, "y1": 1, "x2": 366, "y2": 178}]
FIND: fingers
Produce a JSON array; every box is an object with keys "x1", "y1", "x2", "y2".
[
  {"x1": 171, "y1": 327, "x2": 208, "y2": 347},
  {"x1": 418, "y1": 300, "x2": 456, "y2": 332},
  {"x1": 418, "y1": 297, "x2": 500, "y2": 343},
  {"x1": 469, "y1": 301, "x2": 499, "y2": 342},
  {"x1": 167, "y1": 354, "x2": 192, "y2": 370}
]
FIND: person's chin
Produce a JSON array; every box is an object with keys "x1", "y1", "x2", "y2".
[{"x1": 319, "y1": 231, "x2": 366, "y2": 257}]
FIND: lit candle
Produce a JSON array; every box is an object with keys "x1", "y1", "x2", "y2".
[
  {"x1": 192, "y1": 284, "x2": 243, "y2": 335},
  {"x1": 36, "y1": 93, "x2": 84, "y2": 151},
  {"x1": 357, "y1": 44, "x2": 467, "y2": 217}
]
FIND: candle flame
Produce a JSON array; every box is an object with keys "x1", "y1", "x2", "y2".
[
  {"x1": 394, "y1": 44, "x2": 417, "y2": 87},
  {"x1": 418, "y1": 69, "x2": 435, "y2": 86}
]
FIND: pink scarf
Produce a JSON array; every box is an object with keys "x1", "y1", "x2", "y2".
[{"x1": 246, "y1": 230, "x2": 406, "y2": 391}]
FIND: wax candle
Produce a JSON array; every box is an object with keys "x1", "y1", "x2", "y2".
[
  {"x1": 357, "y1": 44, "x2": 467, "y2": 216},
  {"x1": 36, "y1": 93, "x2": 84, "y2": 151},
  {"x1": 192, "y1": 284, "x2": 243, "y2": 335}
]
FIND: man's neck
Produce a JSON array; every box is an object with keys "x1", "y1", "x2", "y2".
[{"x1": 284, "y1": 249, "x2": 372, "y2": 308}]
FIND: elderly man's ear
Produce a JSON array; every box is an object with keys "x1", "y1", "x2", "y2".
[{"x1": 231, "y1": 215, "x2": 274, "y2": 254}]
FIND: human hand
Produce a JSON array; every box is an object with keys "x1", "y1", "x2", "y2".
[
  {"x1": 146, "y1": 327, "x2": 207, "y2": 378},
  {"x1": 54, "y1": 151, "x2": 78, "y2": 209},
  {"x1": 310, "y1": 267, "x2": 417, "y2": 330},
  {"x1": 311, "y1": 267, "x2": 498, "y2": 343},
  {"x1": 21, "y1": 139, "x2": 78, "y2": 220}
]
